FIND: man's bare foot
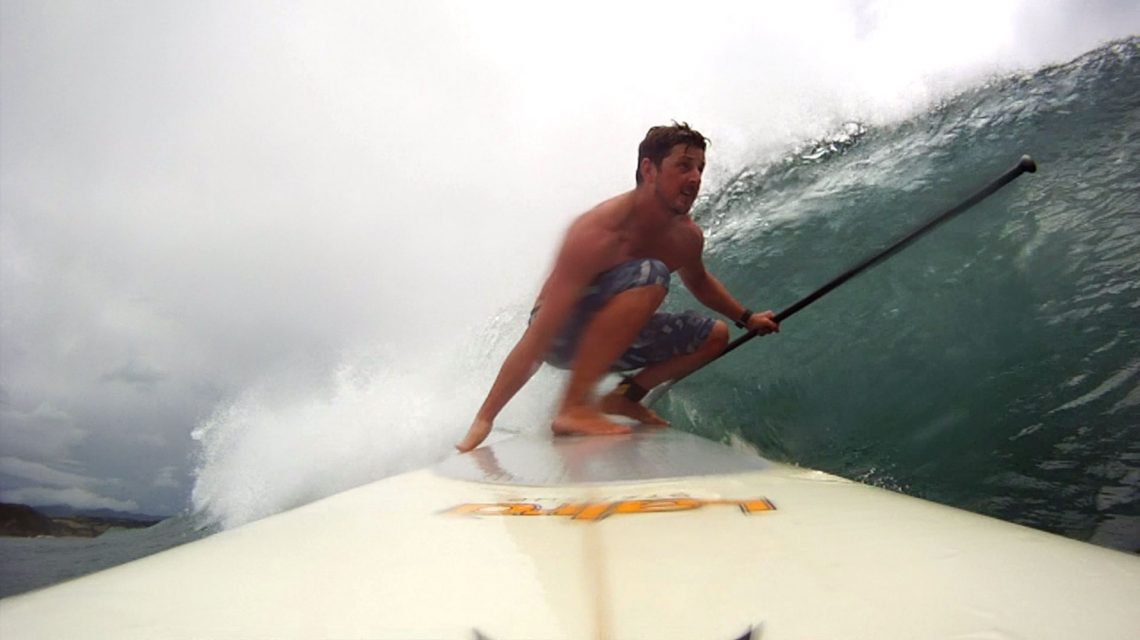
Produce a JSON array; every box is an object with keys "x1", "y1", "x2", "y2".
[
  {"x1": 600, "y1": 390, "x2": 669, "y2": 427},
  {"x1": 552, "y1": 406, "x2": 634, "y2": 437}
]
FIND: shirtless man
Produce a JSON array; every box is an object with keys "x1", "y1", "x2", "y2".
[{"x1": 455, "y1": 123, "x2": 779, "y2": 453}]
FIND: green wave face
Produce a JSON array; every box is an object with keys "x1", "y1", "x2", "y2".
[{"x1": 663, "y1": 38, "x2": 1140, "y2": 551}]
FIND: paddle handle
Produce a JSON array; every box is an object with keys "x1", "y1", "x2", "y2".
[
  {"x1": 690, "y1": 155, "x2": 1036, "y2": 375},
  {"x1": 718, "y1": 155, "x2": 1036, "y2": 360}
]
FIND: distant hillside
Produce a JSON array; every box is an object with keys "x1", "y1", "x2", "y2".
[
  {"x1": 0, "y1": 503, "x2": 163, "y2": 538},
  {"x1": 34, "y1": 504, "x2": 169, "y2": 522}
]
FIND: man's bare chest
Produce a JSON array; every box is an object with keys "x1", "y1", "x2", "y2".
[{"x1": 624, "y1": 231, "x2": 694, "y2": 272}]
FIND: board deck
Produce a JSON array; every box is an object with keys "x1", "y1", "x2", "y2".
[
  {"x1": 2, "y1": 428, "x2": 1138, "y2": 639},
  {"x1": 437, "y1": 426, "x2": 771, "y2": 485}
]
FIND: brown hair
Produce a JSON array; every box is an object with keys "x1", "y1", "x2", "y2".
[{"x1": 635, "y1": 121, "x2": 709, "y2": 185}]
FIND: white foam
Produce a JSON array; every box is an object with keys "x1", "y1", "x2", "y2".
[{"x1": 190, "y1": 306, "x2": 565, "y2": 529}]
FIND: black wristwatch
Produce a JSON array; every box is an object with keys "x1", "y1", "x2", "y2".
[{"x1": 735, "y1": 308, "x2": 753, "y2": 329}]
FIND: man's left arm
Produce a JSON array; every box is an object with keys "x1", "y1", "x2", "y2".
[{"x1": 679, "y1": 256, "x2": 779, "y2": 335}]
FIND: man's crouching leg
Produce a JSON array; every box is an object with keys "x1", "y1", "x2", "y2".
[
  {"x1": 552, "y1": 284, "x2": 668, "y2": 437},
  {"x1": 600, "y1": 319, "x2": 730, "y2": 426}
]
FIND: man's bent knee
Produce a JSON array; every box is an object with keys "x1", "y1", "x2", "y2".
[
  {"x1": 540, "y1": 259, "x2": 672, "y2": 370},
  {"x1": 617, "y1": 281, "x2": 668, "y2": 302},
  {"x1": 704, "y1": 320, "x2": 730, "y2": 354}
]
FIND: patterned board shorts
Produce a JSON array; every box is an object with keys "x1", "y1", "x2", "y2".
[{"x1": 535, "y1": 258, "x2": 716, "y2": 371}]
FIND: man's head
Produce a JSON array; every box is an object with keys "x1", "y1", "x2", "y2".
[
  {"x1": 636, "y1": 122, "x2": 708, "y2": 217},
  {"x1": 635, "y1": 122, "x2": 708, "y2": 186}
]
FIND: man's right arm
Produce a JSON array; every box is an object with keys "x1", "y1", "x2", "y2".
[
  {"x1": 459, "y1": 282, "x2": 577, "y2": 442},
  {"x1": 455, "y1": 230, "x2": 603, "y2": 452}
]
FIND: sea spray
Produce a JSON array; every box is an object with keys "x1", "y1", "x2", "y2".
[{"x1": 191, "y1": 304, "x2": 566, "y2": 529}]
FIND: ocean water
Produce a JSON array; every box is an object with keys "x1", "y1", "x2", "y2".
[
  {"x1": 1, "y1": 38, "x2": 1136, "y2": 600},
  {"x1": 663, "y1": 37, "x2": 1140, "y2": 551},
  {"x1": 0, "y1": 515, "x2": 211, "y2": 598}
]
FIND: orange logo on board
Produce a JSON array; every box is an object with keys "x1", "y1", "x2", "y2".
[{"x1": 445, "y1": 497, "x2": 775, "y2": 521}]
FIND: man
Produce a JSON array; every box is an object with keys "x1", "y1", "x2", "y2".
[{"x1": 455, "y1": 123, "x2": 779, "y2": 453}]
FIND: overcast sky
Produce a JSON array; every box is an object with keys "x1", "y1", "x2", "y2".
[{"x1": 2, "y1": 1, "x2": 1137, "y2": 517}]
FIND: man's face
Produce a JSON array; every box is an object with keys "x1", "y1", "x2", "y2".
[{"x1": 650, "y1": 144, "x2": 705, "y2": 216}]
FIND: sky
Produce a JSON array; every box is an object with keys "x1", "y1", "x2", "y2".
[{"x1": 2, "y1": 0, "x2": 1138, "y2": 517}]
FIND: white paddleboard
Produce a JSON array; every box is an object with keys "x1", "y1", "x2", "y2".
[{"x1": 2, "y1": 427, "x2": 1138, "y2": 639}]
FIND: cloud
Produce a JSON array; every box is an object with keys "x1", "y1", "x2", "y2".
[
  {"x1": 0, "y1": 486, "x2": 139, "y2": 512},
  {"x1": 152, "y1": 466, "x2": 180, "y2": 489},
  {"x1": 101, "y1": 359, "x2": 167, "y2": 391},
  {"x1": 0, "y1": 456, "x2": 100, "y2": 488},
  {"x1": 0, "y1": 456, "x2": 144, "y2": 512},
  {"x1": 0, "y1": 402, "x2": 87, "y2": 460}
]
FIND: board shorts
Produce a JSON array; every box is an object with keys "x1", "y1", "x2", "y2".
[{"x1": 533, "y1": 258, "x2": 716, "y2": 372}]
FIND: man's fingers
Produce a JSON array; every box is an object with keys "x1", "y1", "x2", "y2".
[
  {"x1": 748, "y1": 318, "x2": 780, "y2": 334},
  {"x1": 456, "y1": 420, "x2": 492, "y2": 454},
  {"x1": 746, "y1": 311, "x2": 779, "y2": 335},
  {"x1": 762, "y1": 311, "x2": 778, "y2": 333},
  {"x1": 757, "y1": 323, "x2": 778, "y2": 335}
]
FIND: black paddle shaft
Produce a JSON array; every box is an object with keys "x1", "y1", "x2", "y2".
[{"x1": 688, "y1": 154, "x2": 1037, "y2": 379}]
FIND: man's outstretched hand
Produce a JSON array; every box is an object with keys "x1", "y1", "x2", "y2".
[{"x1": 455, "y1": 417, "x2": 492, "y2": 453}]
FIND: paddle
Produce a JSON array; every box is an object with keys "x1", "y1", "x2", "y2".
[{"x1": 647, "y1": 154, "x2": 1037, "y2": 406}]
